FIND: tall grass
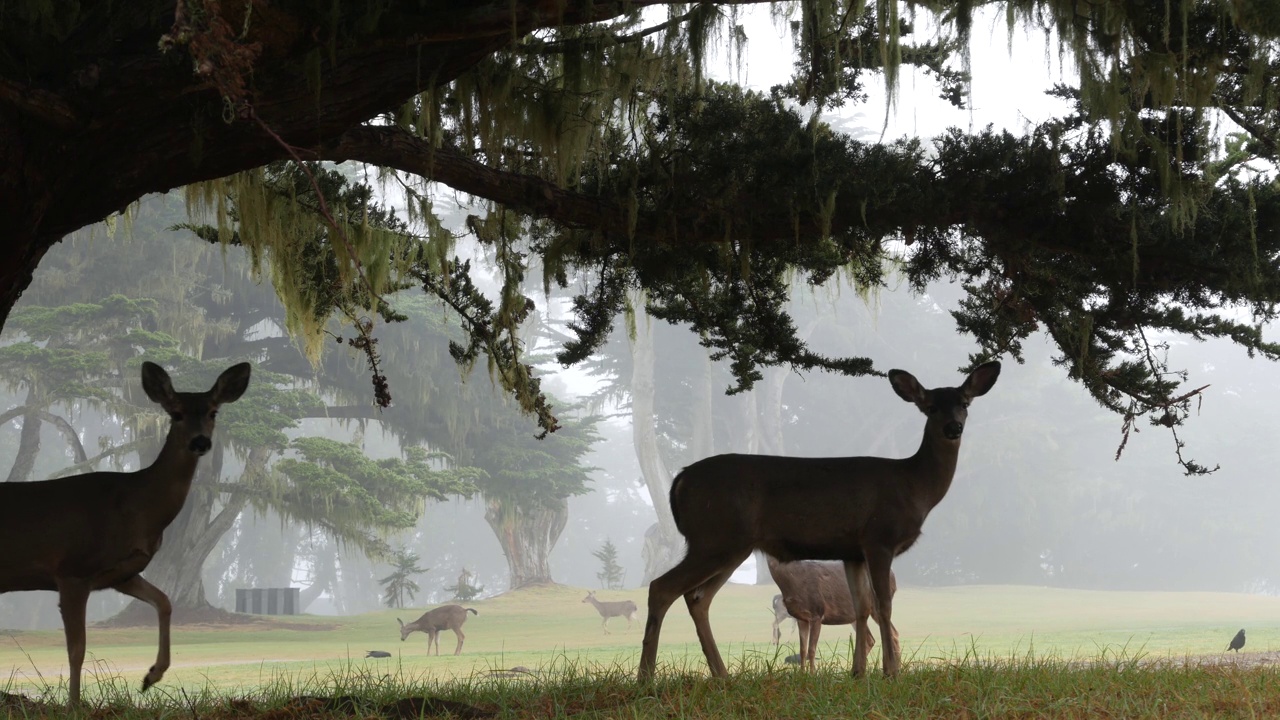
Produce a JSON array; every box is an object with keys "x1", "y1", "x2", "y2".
[{"x1": 5, "y1": 651, "x2": 1280, "y2": 718}]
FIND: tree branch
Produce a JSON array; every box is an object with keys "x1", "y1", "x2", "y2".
[{"x1": 0, "y1": 77, "x2": 80, "y2": 130}]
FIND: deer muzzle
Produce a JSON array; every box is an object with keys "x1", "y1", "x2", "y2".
[
  {"x1": 188, "y1": 436, "x2": 212, "y2": 454},
  {"x1": 943, "y1": 421, "x2": 964, "y2": 440}
]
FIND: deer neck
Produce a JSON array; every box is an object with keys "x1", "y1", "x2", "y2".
[
  {"x1": 905, "y1": 426, "x2": 961, "y2": 507},
  {"x1": 142, "y1": 429, "x2": 202, "y2": 525}
]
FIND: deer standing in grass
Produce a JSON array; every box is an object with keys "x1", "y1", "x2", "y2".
[
  {"x1": 582, "y1": 590, "x2": 638, "y2": 634},
  {"x1": 767, "y1": 555, "x2": 900, "y2": 670},
  {"x1": 770, "y1": 593, "x2": 794, "y2": 645},
  {"x1": 398, "y1": 604, "x2": 478, "y2": 655},
  {"x1": 637, "y1": 361, "x2": 1000, "y2": 680},
  {"x1": 0, "y1": 362, "x2": 251, "y2": 706}
]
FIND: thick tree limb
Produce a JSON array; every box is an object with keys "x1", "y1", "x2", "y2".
[
  {"x1": 325, "y1": 127, "x2": 631, "y2": 235},
  {"x1": 2, "y1": 1, "x2": 776, "y2": 332}
]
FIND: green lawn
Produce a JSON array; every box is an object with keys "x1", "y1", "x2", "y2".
[{"x1": 2, "y1": 583, "x2": 1278, "y2": 707}]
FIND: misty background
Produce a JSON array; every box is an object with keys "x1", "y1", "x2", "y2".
[
  {"x1": 0, "y1": 187, "x2": 1275, "y2": 633},
  {"x1": 1, "y1": 5, "x2": 1277, "y2": 632}
]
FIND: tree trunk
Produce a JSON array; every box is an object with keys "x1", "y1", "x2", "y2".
[
  {"x1": 630, "y1": 296, "x2": 685, "y2": 583},
  {"x1": 5, "y1": 388, "x2": 43, "y2": 484},
  {"x1": 690, "y1": 352, "x2": 715, "y2": 460},
  {"x1": 114, "y1": 444, "x2": 264, "y2": 620},
  {"x1": 300, "y1": 536, "x2": 337, "y2": 612},
  {"x1": 483, "y1": 495, "x2": 568, "y2": 589},
  {"x1": 334, "y1": 549, "x2": 381, "y2": 615}
]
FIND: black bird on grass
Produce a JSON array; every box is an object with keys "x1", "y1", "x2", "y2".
[
  {"x1": 1227, "y1": 629, "x2": 1246, "y2": 653},
  {"x1": 365, "y1": 650, "x2": 392, "y2": 658}
]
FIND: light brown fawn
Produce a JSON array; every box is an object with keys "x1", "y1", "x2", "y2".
[
  {"x1": 0, "y1": 361, "x2": 251, "y2": 705},
  {"x1": 767, "y1": 555, "x2": 899, "y2": 670},
  {"x1": 398, "y1": 604, "x2": 478, "y2": 655},
  {"x1": 770, "y1": 593, "x2": 793, "y2": 644},
  {"x1": 637, "y1": 361, "x2": 1000, "y2": 680}
]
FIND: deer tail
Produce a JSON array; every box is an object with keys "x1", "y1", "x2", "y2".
[
  {"x1": 467, "y1": 608, "x2": 478, "y2": 615},
  {"x1": 669, "y1": 469, "x2": 687, "y2": 533}
]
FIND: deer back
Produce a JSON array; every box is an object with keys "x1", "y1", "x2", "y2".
[
  {"x1": 668, "y1": 362, "x2": 1001, "y2": 563},
  {"x1": 671, "y1": 454, "x2": 910, "y2": 561}
]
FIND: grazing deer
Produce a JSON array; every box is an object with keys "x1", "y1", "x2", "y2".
[
  {"x1": 0, "y1": 361, "x2": 251, "y2": 706},
  {"x1": 767, "y1": 555, "x2": 900, "y2": 670},
  {"x1": 770, "y1": 593, "x2": 794, "y2": 645},
  {"x1": 398, "y1": 604, "x2": 478, "y2": 655},
  {"x1": 637, "y1": 361, "x2": 1000, "y2": 680},
  {"x1": 582, "y1": 590, "x2": 638, "y2": 634}
]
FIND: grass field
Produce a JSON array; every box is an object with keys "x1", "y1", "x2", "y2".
[{"x1": 3, "y1": 583, "x2": 1280, "y2": 717}]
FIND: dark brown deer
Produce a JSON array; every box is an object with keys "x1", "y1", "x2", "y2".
[
  {"x1": 398, "y1": 604, "x2": 478, "y2": 655},
  {"x1": 637, "y1": 361, "x2": 1000, "y2": 680},
  {"x1": 767, "y1": 555, "x2": 900, "y2": 670},
  {"x1": 0, "y1": 362, "x2": 251, "y2": 706},
  {"x1": 582, "y1": 590, "x2": 638, "y2": 634}
]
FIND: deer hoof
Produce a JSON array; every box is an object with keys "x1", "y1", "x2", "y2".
[{"x1": 141, "y1": 666, "x2": 165, "y2": 692}]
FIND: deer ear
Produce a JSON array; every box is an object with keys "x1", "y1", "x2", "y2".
[
  {"x1": 962, "y1": 361, "x2": 1001, "y2": 399},
  {"x1": 888, "y1": 370, "x2": 925, "y2": 404},
  {"x1": 140, "y1": 362, "x2": 176, "y2": 405},
  {"x1": 213, "y1": 363, "x2": 252, "y2": 404}
]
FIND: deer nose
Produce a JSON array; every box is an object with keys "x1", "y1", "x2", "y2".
[
  {"x1": 188, "y1": 436, "x2": 212, "y2": 454},
  {"x1": 943, "y1": 421, "x2": 964, "y2": 440}
]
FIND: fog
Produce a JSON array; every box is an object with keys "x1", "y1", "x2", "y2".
[
  {"x1": 1, "y1": 7, "x2": 1276, "y2": 634},
  {"x1": 0, "y1": 199, "x2": 1275, "y2": 634}
]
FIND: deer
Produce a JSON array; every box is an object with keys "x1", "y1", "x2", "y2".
[
  {"x1": 770, "y1": 593, "x2": 794, "y2": 645},
  {"x1": 637, "y1": 361, "x2": 1000, "y2": 681},
  {"x1": 0, "y1": 361, "x2": 251, "y2": 706},
  {"x1": 398, "y1": 604, "x2": 478, "y2": 655},
  {"x1": 582, "y1": 590, "x2": 638, "y2": 634},
  {"x1": 767, "y1": 555, "x2": 900, "y2": 670}
]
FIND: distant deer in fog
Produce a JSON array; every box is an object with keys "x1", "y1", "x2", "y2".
[
  {"x1": 770, "y1": 593, "x2": 795, "y2": 645},
  {"x1": 582, "y1": 591, "x2": 638, "y2": 634},
  {"x1": 398, "y1": 604, "x2": 478, "y2": 655}
]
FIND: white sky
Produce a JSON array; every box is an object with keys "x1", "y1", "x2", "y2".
[{"x1": 708, "y1": 5, "x2": 1076, "y2": 139}]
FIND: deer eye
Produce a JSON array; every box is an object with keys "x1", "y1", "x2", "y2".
[
  {"x1": 210, "y1": 410, "x2": 218, "y2": 419},
  {"x1": 169, "y1": 412, "x2": 184, "y2": 422},
  {"x1": 925, "y1": 405, "x2": 937, "y2": 414}
]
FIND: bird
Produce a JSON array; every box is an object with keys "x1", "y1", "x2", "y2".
[
  {"x1": 1227, "y1": 629, "x2": 1246, "y2": 653},
  {"x1": 365, "y1": 650, "x2": 392, "y2": 658}
]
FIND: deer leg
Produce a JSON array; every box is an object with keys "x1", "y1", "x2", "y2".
[
  {"x1": 842, "y1": 560, "x2": 873, "y2": 678},
  {"x1": 638, "y1": 551, "x2": 739, "y2": 680},
  {"x1": 859, "y1": 622, "x2": 877, "y2": 653},
  {"x1": 866, "y1": 551, "x2": 899, "y2": 677},
  {"x1": 452, "y1": 627, "x2": 465, "y2": 656},
  {"x1": 56, "y1": 579, "x2": 91, "y2": 707},
  {"x1": 602, "y1": 616, "x2": 611, "y2": 635},
  {"x1": 795, "y1": 619, "x2": 809, "y2": 666},
  {"x1": 805, "y1": 617, "x2": 822, "y2": 671},
  {"x1": 684, "y1": 564, "x2": 740, "y2": 678},
  {"x1": 112, "y1": 575, "x2": 172, "y2": 693}
]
